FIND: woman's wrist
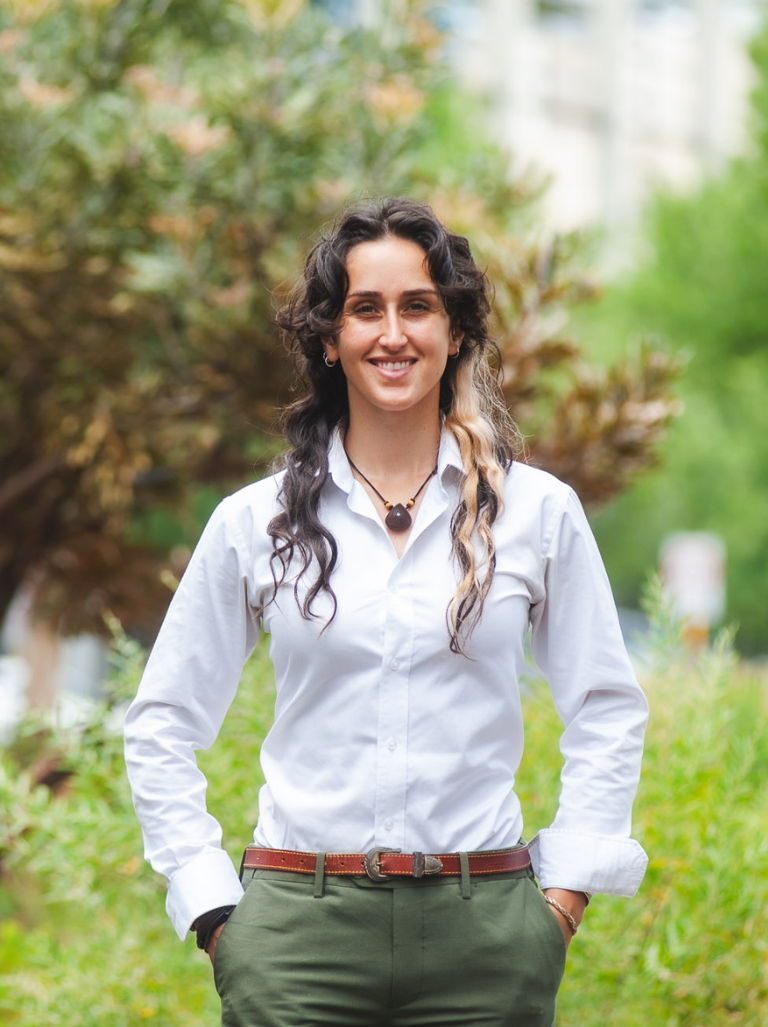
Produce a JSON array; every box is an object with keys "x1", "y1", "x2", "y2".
[
  {"x1": 542, "y1": 888, "x2": 588, "y2": 934},
  {"x1": 192, "y1": 905, "x2": 236, "y2": 952}
]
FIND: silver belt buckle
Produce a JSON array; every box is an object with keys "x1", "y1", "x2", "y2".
[{"x1": 364, "y1": 847, "x2": 401, "y2": 881}]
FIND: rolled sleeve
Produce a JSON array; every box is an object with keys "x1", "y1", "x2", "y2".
[
  {"x1": 166, "y1": 849, "x2": 245, "y2": 941},
  {"x1": 529, "y1": 487, "x2": 649, "y2": 896},
  {"x1": 529, "y1": 830, "x2": 648, "y2": 897}
]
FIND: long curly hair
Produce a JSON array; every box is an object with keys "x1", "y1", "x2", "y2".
[{"x1": 270, "y1": 196, "x2": 521, "y2": 654}]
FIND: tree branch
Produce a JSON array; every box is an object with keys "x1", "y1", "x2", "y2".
[{"x1": 0, "y1": 454, "x2": 67, "y2": 513}]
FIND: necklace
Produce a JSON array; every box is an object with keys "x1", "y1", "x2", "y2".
[{"x1": 346, "y1": 454, "x2": 438, "y2": 532}]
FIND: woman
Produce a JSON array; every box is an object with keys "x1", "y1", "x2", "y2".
[{"x1": 124, "y1": 197, "x2": 648, "y2": 1027}]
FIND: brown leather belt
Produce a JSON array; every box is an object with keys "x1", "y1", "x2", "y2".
[{"x1": 241, "y1": 844, "x2": 531, "y2": 882}]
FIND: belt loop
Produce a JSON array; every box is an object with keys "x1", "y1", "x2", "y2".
[
  {"x1": 313, "y1": 852, "x2": 326, "y2": 898},
  {"x1": 459, "y1": 851, "x2": 471, "y2": 899}
]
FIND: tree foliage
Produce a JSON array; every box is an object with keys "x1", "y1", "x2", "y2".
[
  {"x1": 575, "y1": 21, "x2": 768, "y2": 653},
  {"x1": 0, "y1": 0, "x2": 680, "y2": 639}
]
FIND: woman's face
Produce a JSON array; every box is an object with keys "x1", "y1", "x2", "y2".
[{"x1": 323, "y1": 236, "x2": 461, "y2": 425}]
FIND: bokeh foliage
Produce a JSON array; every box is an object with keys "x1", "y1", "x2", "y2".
[
  {"x1": 574, "y1": 20, "x2": 768, "y2": 653},
  {"x1": 1, "y1": 624, "x2": 767, "y2": 1026},
  {"x1": 0, "y1": 0, "x2": 679, "y2": 641}
]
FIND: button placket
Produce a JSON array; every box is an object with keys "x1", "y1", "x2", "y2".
[
  {"x1": 396, "y1": 477, "x2": 449, "y2": 557},
  {"x1": 372, "y1": 562, "x2": 415, "y2": 846}
]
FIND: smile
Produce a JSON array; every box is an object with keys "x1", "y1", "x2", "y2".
[{"x1": 370, "y1": 359, "x2": 415, "y2": 370}]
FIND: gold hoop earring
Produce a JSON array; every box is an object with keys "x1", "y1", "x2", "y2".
[{"x1": 323, "y1": 353, "x2": 337, "y2": 368}]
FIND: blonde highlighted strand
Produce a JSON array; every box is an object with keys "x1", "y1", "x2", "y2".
[{"x1": 444, "y1": 352, "x2": 524, "y2": 655}]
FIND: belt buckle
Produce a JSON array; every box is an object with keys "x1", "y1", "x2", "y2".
[{"x1": 364, "y1": 847, "x2": 401, "y2": 881}]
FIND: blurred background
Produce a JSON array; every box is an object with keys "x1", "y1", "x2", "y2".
[
  {"x1": 3, "y1": 0, "x2": 767, "y2": 731},
  {"x1": 1, "y1": 2, "x2": 767, "y2": 1024}
]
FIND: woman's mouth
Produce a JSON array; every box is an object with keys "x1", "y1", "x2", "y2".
[{"x1": 370, "y1": 359, "x2": 416, "y2": 371}]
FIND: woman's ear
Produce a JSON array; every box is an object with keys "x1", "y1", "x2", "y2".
[
  {"x1": 449, "y1": 328, "x2": 464, "y2": 356},
  {"x1": 322, "y1": 338, "x2": 339, "y2": 365}
]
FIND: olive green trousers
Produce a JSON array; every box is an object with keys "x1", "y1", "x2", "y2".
[{"x1": 213, "y1": 864, "x2": 566, "y2": 1027}]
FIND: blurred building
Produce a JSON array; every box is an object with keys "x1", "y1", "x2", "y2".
[
  {"x1": 316, "y1": 0, "x2": 768, "y2": 236},
  {"x1": 468, "y1": 0, "x2": 766, "y2": 235}
]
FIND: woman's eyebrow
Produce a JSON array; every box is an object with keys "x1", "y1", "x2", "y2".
[{"x1": 346, "y1": 288, "x2": 440, "y2": 299}]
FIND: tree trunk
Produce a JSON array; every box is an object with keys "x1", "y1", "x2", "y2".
[{"x1": 0, "y1": 464, "x2": 76, "y2": 633}]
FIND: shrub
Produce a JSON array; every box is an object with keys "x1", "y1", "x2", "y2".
[{"x1": 2, "y1": 620, "x2": 767, "y2": 1025}]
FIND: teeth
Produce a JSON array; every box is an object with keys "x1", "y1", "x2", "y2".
[{"x1": 377, "y1": 361, "x2": 411, "y2": 370}]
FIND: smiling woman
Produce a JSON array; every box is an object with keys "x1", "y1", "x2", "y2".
[
  {"x1": 124, "y1": 197, "x2": 649, "y2": 1027},
  {"x1": 322, "y1": 236, "x2": 461, "y2": 553},
  {"x1": 324, "y1": 236, "x2": 461, "y2": 424}
]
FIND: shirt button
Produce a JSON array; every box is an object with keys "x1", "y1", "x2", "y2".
[
  {"x1": 390, "y1": 659, "x2": 400, "y2": 671},
  {"x1": 384, "y1": 819, "x2": 394, "y2": 831},
  {"x1": 387, "y1": 738, "x2": 397, "y2": 751},
  {"x1": 389, "y1": 585, "x2": 398, "y2": 595}
]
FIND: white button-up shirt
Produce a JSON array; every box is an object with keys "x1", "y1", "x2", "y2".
[{"x1": 124, "y1": 429, "x2": 648, "y2": 939}]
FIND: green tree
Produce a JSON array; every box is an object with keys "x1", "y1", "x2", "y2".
[
  {"x1": 0, "y1": 0, "x2": 679, "y2": 640},
  {"x1": 575, "y1": 22, "x2": 768, "y2": 653}
]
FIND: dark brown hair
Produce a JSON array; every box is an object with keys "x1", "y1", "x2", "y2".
[{"x1": 268, "y1": 196, "x2": 518, "y2": 652}]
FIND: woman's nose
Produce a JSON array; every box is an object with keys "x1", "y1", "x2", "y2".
[{"x1": 380, "y1": 310, "x2": 406, "y2": 347}]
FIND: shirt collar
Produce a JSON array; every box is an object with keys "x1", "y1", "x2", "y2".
[
  {"x1": 328, "y1": 424, "x2": 464, "y2": 497},
  {"x1": 328, "y1": 428, "x2": 354, "y2": 494},
  {"x1": 437, "y1": 426, "x2": 464, "y2": 485}
]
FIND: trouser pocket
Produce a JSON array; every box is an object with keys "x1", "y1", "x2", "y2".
[{"x1": 212, "y1": 869, "x2": 258, "y2": 997}]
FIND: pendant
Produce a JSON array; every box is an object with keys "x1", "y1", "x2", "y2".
[{"x1": 385, "y1": 504, "x2": 412, "y2": 532}]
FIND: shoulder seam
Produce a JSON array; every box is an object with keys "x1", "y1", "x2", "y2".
[{"x1": 541, "y1": 485, "x2": 575, "y2": 568}]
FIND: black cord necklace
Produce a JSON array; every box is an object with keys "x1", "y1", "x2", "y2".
[{"x1": 346, "y1": 454, "x2": 437, "y2": 532}]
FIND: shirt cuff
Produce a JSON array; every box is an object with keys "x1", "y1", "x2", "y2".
[
  {"x1": 166, "y1": 849, "x2": 245, "y2": 940},
  {"x1": 528, "y1": 829, "x2": 648, "y2": 897}
]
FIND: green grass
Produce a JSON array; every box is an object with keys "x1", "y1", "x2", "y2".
[{"x1": 1, "y1": 629, "x2": 766, "y2": 1026}]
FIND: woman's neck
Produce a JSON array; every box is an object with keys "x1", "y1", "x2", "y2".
[{"x1": 344, "y1": 411, "x2": 442, "y2": 483}]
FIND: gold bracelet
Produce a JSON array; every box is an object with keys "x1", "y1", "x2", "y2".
[{"x1": 544, "y1": 895, "x2": 578, "y2": 935}]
